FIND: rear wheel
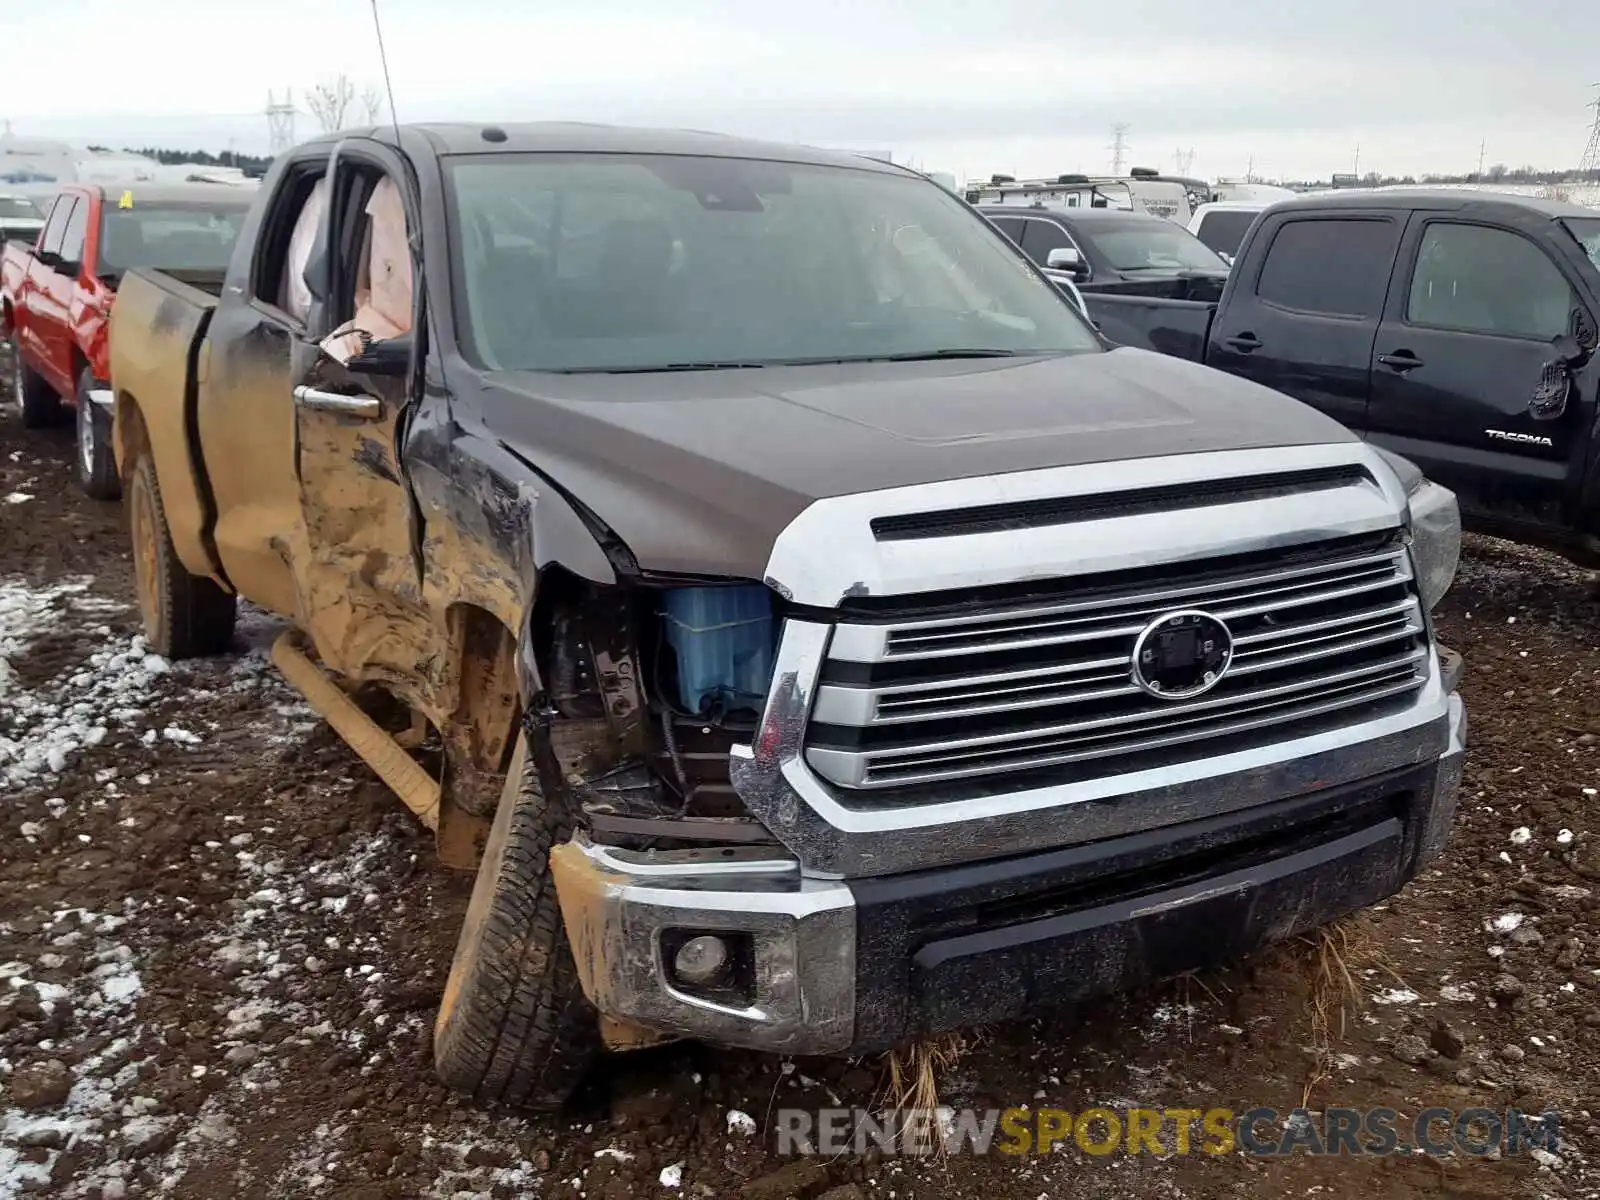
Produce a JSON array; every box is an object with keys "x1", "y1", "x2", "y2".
[
  {"x1": 9, "y1": 334, "x2": 61, "y2": 429},
  {"x1": 126, "y1": 451, "x2": 237, "y2": 659},
  {"x1": 76, "y1": 370, "x2": 120, "y2": 500},
  {"x1": 434, "y1": 730, "x2": 599, "y2": 1108}
]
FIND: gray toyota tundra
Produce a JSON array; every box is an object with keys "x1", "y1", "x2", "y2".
[{"x1": 106, "y1": 122, "x2": 1466, "y2": 1107}]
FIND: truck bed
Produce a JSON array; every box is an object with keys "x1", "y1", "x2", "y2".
[
  {"x1": 1084, "y1": 292, "x2": 1216, "y2": 359},
  {"x1": 108, "y1": 268, "x2": 223, "y2": 583},
  {"x1": 121, "y1": 266, "x2": 229, "y2": 298}
]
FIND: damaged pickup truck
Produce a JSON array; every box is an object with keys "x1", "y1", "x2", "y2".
[{"x1": 108, "y1": 122, "x2": 1468, "y2": 1108}]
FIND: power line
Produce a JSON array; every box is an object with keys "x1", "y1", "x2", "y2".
[
  {"x1": 1108, "y1": 123, "x2": 1130, "y2": 175},
  {"x1": 265, "y1": 90, "x2": 297, "y2": 155},
  {"x1": 1581, "y1": 83, "x2": 1600, "y2": 175}
]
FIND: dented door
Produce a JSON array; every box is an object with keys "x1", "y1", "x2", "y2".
[
  {"x1": 289, "y1": 145, "x2": 429, "y2": 684},
  {"x1": 290, "y1": 353, "x2": 425, "y2": 679}
]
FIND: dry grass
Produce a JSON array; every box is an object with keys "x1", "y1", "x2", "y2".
[
  {"x1": 1293, "y1": 915, "x2": 1404, "y2": 1104},
  {"x1": 879, "y1": 1033, "x2": 971, "y2": 1156}
]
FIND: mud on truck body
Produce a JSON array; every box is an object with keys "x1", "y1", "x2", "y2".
[{"x1": 106, "y1": 122, "x2": 1468, "y2": 1107}]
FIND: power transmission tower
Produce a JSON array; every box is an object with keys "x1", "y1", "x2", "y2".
[
  {"x1": 1108, "y1": 124, "x2": 1130, "y2": 175},
  {"x1": 265, "y1": 90, "x2": 297, "y2": 155},
  {"x1": 1477, "y1": 139, "x2": 1487, "y2": 177},
  {"x1": 1581, "y1": 84, "x2": 1600, "y2": 176},
  {"x1": 1173, "y1": 146, "x2": 1196, "y2": 175}
]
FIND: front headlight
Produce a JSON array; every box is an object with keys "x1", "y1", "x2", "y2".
[
  {"x1": 1405, "y1": 477, "x2": 1462, "y2": 612},
  {"x1": 1372, "y1": 447, "x2": 1460, "y2": 610}
]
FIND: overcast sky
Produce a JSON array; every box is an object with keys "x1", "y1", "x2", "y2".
[{"x1": 1, "y1": 0, "x2": 1594, "y2": 181}]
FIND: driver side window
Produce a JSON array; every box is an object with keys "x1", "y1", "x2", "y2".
[
  {"x1": 36, "y1": 195, "x2": 75, "y2": 259},
  {"x1": 59, "y1": 199, "x2": 88, "y2": 267},
  {"x1": 320, "y1": 168, "x2": 415, "y2": 364},
  {"x1": 1407, "y1": 223, "x2": 1574, "y2": 342}
]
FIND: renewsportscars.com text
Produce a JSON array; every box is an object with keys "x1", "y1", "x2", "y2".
[{"x1": 774, "y1": 1106, "x2": 1561, "y2": 1158}]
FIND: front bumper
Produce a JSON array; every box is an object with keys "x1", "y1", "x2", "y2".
[{"x1": 552, "y1": 688, "x2": 1466, "y2": 1055}]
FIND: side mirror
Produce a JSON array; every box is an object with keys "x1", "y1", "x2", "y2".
[
  {"x1": 1528, "y1": 334, "x2": 1584, "y2": 420},
  {"x1": 1551, "y1": 332, "x2": 1585, "y2": 364},
  {"x1": 345, "y1": 331, "x2": 412, "y2": 377},
  {"x1": 1046, "y1": 247, "x2": 1088, "y2": 280}
]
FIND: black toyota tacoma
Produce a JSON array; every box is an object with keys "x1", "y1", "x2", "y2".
[
  {"x1": 108, "y1": 122, "x2": 1466, "y2": 1107},
  {"x1": 1085, "y1": 190, "x2": 1600, "y2": 564}
]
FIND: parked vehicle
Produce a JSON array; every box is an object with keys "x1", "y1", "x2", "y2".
[
  {"x1": 1188, "y1": 200, "x2": 1270, "y2": 263},
  {"x1": 1210, "y1": 179, "x2": 1298, "y2": 205},
  {"x1": 984, "y1": 206, "x2": 1230, "y2": 300},
  {"x1": 1084, "y1": 190, "x2": 1600, "y2": 563},
  {"x1": 967, "y1": 171, "x2": 1195, "y2": 224},
  {"x1": 109, "y1": 122, "x2": 1465, "y2": 1108},
  {"x1": 1, "y1": 182, "x2": 253, "y2": 498},
  {"x1": 0, "y1": 193, "x2": 46, "y2": 247}
]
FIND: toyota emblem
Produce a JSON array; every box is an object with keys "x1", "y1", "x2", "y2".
[{"x1": 1131, "y1": 609, "x2": 1234, "y2": 701}]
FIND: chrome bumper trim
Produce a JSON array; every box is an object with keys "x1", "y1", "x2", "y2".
[
  {"x1": 549, "y1": 834, "x2": 856, "y2": 1054},
  {"x1": 1419, "y1": 690, "x2": 1467, "y2": 864}
]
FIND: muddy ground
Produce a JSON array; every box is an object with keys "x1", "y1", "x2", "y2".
[{"x1": 2, "y1": 349, "x2": 1599, "y2": 1199}]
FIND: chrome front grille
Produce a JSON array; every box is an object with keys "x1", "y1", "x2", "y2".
[{"x1": 804, "y1": 534, "x2": 1429, "y2": 793}]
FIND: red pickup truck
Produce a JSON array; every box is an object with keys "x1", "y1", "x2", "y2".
[{"x1": 1, "y1": 182, "x2": 253, "y2": 497}]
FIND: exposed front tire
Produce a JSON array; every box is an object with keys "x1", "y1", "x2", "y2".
[
  {"x1": 434, "y1": 729, "x2": 599, "y2": 1108},
  {"x1": 126, "y1": 450, "x2": 237, "y2": 659},
  {"x1": 76, "y1": 370, "x2": 120, "y2": 500},
  {"x1": 9, "y1": 334, "x2": 61, "y2": 429}
]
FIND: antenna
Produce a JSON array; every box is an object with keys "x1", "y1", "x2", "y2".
[{"x1": 370, "y1": 0, "x2": 404, "y2": 144}]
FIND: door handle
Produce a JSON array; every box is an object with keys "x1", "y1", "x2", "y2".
[
  {"x1": 1224, "y1": 333, "x2": 1263, "y2": 352},
  {"x1": 293, "y1": 385, "x2": 382, "y2": 418},
  {"x1": 1378, "y1": 350, "x2": 1423, "y2": 372}
]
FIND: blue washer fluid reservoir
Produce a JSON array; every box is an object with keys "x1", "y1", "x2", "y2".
[{"x1": 661, "y1": 585, "x2": 776, "y2": 715}]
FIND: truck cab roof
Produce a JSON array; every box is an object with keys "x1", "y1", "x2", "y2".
[
  {"x1": 302, "y1": 121, "x2": 916, "y2": 176},
  {"x1": 1272, "y1": 187, "x2": 1597, "y2": 221}
]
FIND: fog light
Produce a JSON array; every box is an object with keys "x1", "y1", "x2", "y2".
[{"x1": 673, "y1": 935, "x2": 730, "y2": 985}]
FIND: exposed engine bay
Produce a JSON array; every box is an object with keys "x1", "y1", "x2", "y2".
[{"x1": 537, "y1": 577, "x2": 780, "y2": 852}]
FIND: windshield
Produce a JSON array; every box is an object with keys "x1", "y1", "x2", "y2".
[
  {"x1": 1567, "y1": 218, "x2": 1600, "y2": 272},
  {"x1": 98, "y1": 205, "x2": 249, "y2": 275},
  {"x1": 0, "y1": 197, "x2": 42, "y2": 221},
  {"x1": 446, "y1": 153, "x2": 1099, "y2": 372},
  {"x1": 1075, "y1": 216, "x2": 1229, "y2": 272}
]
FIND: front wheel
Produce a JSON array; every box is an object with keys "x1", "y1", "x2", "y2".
[
  {"x1": 76, "y1": 371, "x2": 120, "y2": 500},
  {"x1": 126, "y1": 450, "x2": 237, "y2": 659},
  {"x1": 434, "y1": 729, "x2": 599, "y2": 1108}
]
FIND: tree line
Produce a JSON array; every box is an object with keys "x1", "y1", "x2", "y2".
[
  {"x1": 1283, "y1": 166, "x2": 1600, "y2": 189},
  {"x1": 87, "y1": 146, "x2": 274, "y2": 177}
]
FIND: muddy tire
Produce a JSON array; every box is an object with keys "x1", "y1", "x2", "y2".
[
  {"x1": 76, "y1": 370, "x2": 120, "y2": 500},
  {"x1": 434, "y1": 730, "x2": 598, "y2": 1108},
  {"x1": 126, "y1": 451, "x2": 237, "y2": 659},
  {"x1": 10, "y1": 334, "x2": 61, "y2": 429}
]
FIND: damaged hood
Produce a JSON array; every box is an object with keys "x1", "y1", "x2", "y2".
[{"x1": 474, "y1": 347, "x2": 1357, "y2": 580}]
